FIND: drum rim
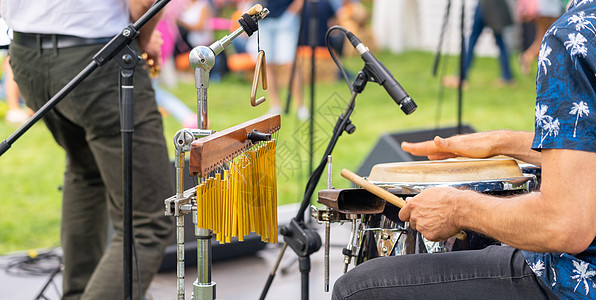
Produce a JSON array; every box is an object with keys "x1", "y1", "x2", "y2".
[{"x1": 367, "y1": 174, "x2": 537, "y2": 193}]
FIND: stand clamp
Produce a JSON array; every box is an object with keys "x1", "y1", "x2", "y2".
[{"x1": 280, "y1": 219, "x2": 321, "y2": 299}]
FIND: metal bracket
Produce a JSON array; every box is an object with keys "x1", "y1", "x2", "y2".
[
  {"x1": 164, "y1": 186, "x2": 197, "y2": 216},
  {"x1": 311, "y1": 206, "x2": 355, "y2": 223}
]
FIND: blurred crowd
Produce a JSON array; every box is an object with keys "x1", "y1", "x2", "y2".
[
  {"x1": 155, "y1": 0, "x2": 374, "y2": 121},
  {"x1": 0, "y1": 0, "x2": 574, "y2": 126}
]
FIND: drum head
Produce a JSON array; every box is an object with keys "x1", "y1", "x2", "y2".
[{"x1": 368, "y1": 159, "x2": 523, "y2": 182}]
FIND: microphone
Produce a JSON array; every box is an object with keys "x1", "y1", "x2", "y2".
[{"x1": 345, "y1": 31, "x2": 417, "y2": 115}]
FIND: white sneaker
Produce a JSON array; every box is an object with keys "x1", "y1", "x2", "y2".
[
  {"x1": 268, "y1": 106, "x2": 282, "y2": 115},
  {"x1": 5, "y1": 109, "x2": 30, "y2": 125},
  {"x1": 297, "y1": 105, "x2": 310, "y2": 121}
]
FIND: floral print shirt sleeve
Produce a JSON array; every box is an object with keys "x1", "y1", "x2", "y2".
[{"x1": 525, "y1": 1, "x2": 596, "y2": 299}]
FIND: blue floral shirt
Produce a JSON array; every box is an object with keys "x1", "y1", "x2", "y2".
[{"x1": 525, "y1": 1, "x2": 596, "y2": 299}]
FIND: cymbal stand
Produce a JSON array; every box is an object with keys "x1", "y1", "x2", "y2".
[{"x1": 164, "y1": 6, "x2": 269, "y2": 300}]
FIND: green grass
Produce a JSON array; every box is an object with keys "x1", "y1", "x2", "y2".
[{"x1": 0, "y1": 50, "x2": 538, "y2": 253}]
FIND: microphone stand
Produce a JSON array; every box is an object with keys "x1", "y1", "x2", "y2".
[
  {"x1": 307, "y1": 0, "x2": 318, "y2": 174},
  {"x1": 0, "y1": 1, "x2": 170, "y2": 299},
  {"x1": 284, "y1": 1, "x2": 307, "y2": 115},
  {"x1": 260, "y1": 69, "x2": 372, "y2": 300},
  {"x1": 432, "y1": 0, "x2": 451, "y2": 77},
  {"x1": 284, "y1": 0, "x2": 318, "y2": 174},
  {"x1": 457, "y1": 0, "x2": 466, "y2": 134}
]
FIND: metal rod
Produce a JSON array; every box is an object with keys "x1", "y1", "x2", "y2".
[
  {"x1": 176, "y1": 215, "x2": 185, "y2": 300},
  {"x1": 343, "y1": 219, "x2": 357, "y2": 274},
  {"x1": 324, "y1": 155, "x2": 332, "y2": 292},
  {"x1": 197, "y1": 87, "x2": 208, "y2": 130},
  {"x1": 259, "y1": 243, "x2": 288, "y2": 300}
]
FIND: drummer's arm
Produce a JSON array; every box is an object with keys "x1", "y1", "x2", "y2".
[
  {"x1": 457, "y1": 148, "x2": 596, "y2": 253},
  {"x1": 129, "y1": 0, "x2": 162, "y2": 60},
  {"x1": 401, "y1": 130, "x2": 541, "y2": 166}
]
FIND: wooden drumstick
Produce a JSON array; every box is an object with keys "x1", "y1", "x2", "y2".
[
  {"x1": 340, "y1": 168, "x2": 466, "y2": 240},
  {"x1": 246, "y1": 4, "x2": 263, "y2": 16}
]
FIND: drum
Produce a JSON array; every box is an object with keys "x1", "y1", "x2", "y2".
[{"x1": 354, "y1": 158, "x2": 537, "y2": 265}]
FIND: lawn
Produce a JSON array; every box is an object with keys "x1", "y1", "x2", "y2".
[{"x1": 0, "y1": 50, "x2": 538, "y2": 253}]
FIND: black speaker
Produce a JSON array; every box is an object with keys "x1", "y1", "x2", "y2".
[{"x1": 356, "y1": 125, "x2": 475, "y2": 177}]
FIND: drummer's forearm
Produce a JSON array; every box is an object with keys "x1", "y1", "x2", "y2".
[
  {"x1": 455, "y1": 191, "x2": 559, "y2": 252},
  {"x1": 492, "y1": 131, "x2": 541, "y2": 166},
  {"x1": 458, "y1": 148, "x2": 596, "y2": 253},
  {"x1": 456, "y1": 182, "x2": 593, "y2": 254}
]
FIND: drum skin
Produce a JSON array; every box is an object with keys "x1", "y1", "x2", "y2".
[{"x1": 368, "y1": 159, "x2": 523, "y2": 183}]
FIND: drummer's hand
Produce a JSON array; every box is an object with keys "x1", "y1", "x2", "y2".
[
  {"x1": 401, "y1": 132, "x2": 498, "y2": 160},
  {"x1": 398, "y1": 187, "x2": 462, "y2": 241}
]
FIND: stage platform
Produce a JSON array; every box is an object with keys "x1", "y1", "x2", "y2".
[{"x1": 0, "y1": 204, "x2": 352, "y2": 300}]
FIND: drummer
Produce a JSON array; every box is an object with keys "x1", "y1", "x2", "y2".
[{"x1": 332, "y1": 1, "x2": 595, "y2": 299}]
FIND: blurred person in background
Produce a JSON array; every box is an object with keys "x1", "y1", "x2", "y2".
[
  {"x1": 443, "y1": 0, "x2": 515, "y2": 88},
  {"x1": 154, "y1": 0, "x2": 198, "y2": 128},
  {"x1": 518, "y1": 0, "x2": 565, "y2": 75},
  {"x1": 253, "y1": 0, "x2": 306, "y2": 118},
  {"x1": 0, "y1": 16, "x2": 30, "y2": 125}
]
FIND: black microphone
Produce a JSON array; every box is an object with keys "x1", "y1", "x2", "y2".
[{"x1": 345, "y1": 31, "x2": 417, "y2": 115}]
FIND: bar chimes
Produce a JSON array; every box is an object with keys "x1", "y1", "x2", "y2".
[{"x1": 190, "y1": 114, "x2": 280, "y2": 244}]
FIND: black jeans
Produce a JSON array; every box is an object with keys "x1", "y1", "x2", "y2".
[
  {"x1": 10, "y1": 41, "x2": 174, "y2": 299},
  {"x1": 332, "y1": 246, "x2": 558, "y2": 300}
]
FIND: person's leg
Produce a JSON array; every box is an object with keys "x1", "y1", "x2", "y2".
[
  {"x1": 443, "y1": 4, "x2": 484, "y2": 88},
  {"x1": 462, "y1": 4, "x2": 485, "y2": 81},
  {"x1": 12, "y1": 42, "x2": 174, "y2": 299},
  {"x1": 59, "y1": 130, "x2": 109, "y2": 300},
  {"x1": 332, "y1": 246, "x2": 558, "y2": 300},
  {"x1": 9, "y1": 43, "x2": 109, "y2": 300},
  {"x1": 48, "y1": 45, "x2": 175, "y2": 299},
  {"x1": 494, "y1": 33, "x2": 513, "y2": 82}
]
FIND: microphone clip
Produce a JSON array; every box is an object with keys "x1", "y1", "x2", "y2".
[{"x1": 352, "y1": 70, "x2": 369, "y2": 94}]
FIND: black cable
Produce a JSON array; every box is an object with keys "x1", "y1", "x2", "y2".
[
  {"x1": 132, "y1": 235, "x2": 143, "y2": 300},
  {"x1": 295, "y1": 27, "x2": 357, "y2": 221},
  {"x1": 325, "y1": 26, "x2": 353, "y2": 93},
  {"x1": 3, "y1": 249, "x2": 62, "y2": 276}
]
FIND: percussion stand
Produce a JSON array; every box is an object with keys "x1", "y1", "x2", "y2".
[
  {"x1": 164, "y1": 6, "x2": 269, "y2": 300},
  {"x1": 261, "y1": 69, "x2": 372, "y2": 300},
  {"x1": 0, "y1": 2, "x2": 170, "y2": 299}
]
